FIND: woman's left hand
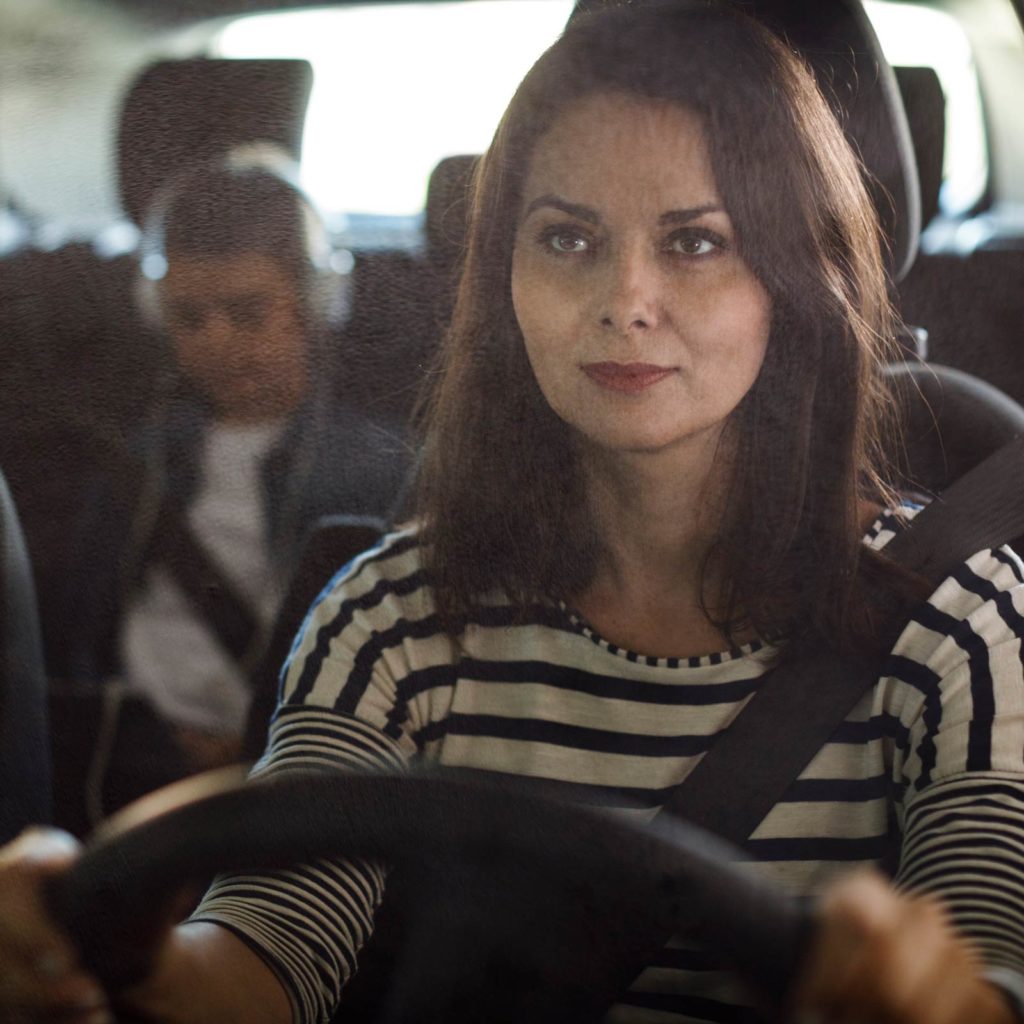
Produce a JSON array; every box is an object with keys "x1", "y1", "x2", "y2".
[{"x1": 791, "y1": 869, "x2": 1017, "y2": 1024}]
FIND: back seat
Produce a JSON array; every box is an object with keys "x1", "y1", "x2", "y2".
[
  {"x1": 0, "y1": 58, "x2": 315, "y2": 677},
  {"x1": 336, "y1": 154, "x2": 478, "y2": 427},
  {"x1": 894, "y1": 64, "x2": 1024, "y2": 408},
  {"x1": 0, "y1": 53, "x2": 485, "y2": 829},
  {"x1": 0, "y1": 243, "x2": 160, "y2": 675}
]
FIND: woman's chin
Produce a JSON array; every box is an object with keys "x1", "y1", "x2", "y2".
[{"x1": 573, "y1": 419, "x2": 728, "y2": 460}]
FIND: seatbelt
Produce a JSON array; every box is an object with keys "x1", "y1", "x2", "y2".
[
  {"x1": 339, "y1": 441, "x2": 1024, "y2": 1024},
  {"x1": 661, "y1": 435, "x2": 1024, "y2": 844},
  {"x1": 584, "y1": 436, "x2": 1024, "y2": 1015},
  {"x1": 146, "y1": 502, "x2": 262, "y2": 674}
]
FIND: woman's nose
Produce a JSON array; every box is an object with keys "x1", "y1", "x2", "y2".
[{"x1": 599, "y1": 248, "x2": 661, "y2": 332}]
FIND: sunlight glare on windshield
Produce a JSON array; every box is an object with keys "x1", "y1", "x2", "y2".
[{"x1": 215, "y1": 1, "x2": 574, "y2": 222}]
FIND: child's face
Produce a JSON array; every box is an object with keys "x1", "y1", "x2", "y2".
[{"x1": 158, "y1": 251, "x2": 308, "y2": 422}]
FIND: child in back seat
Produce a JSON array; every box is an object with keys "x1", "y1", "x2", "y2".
[{"x1": 56, "y1": 145, "x2": 407, "y2": 792}]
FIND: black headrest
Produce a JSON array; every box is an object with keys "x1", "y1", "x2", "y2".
[
  {"x1": 0, "y1": 467, "x2": 51, "y2": 840},
  {"x1": 571, "y1": 0, "x2": 921, "y2": 281},
  {"x1": 886, "y1": 363, "x2": 1024, "y2": 493},
  {"x1": 118, "y1": 58, "x2": 313, "y2": 226},
  {"x1": 894, "y1": 66, "x2": 946, "y2": 229},
  {"x1": 742, "y1": 0, "x2": 919, "y2": 280},
  {"x1": 425, "y1": 155, "x2": 479, "y2": 271}
]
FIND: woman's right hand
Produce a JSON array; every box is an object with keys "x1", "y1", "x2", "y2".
[{"x1": 0, "y1": 827, "x2": 111, "y2": 1023}]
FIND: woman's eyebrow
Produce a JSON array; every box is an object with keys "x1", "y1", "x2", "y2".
[
  {"x1": 520, "y1": 197, "x2": 724, "y2": 226},
  {"x1": 522, "y1": 195, "x2": 600, "y2": 223},
  {"x1": 658, "y1": 204, "x2": 723, "y2": 225}
]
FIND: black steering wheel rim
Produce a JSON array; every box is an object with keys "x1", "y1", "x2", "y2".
[{"x1": 46, "y1": 765, "x2": 814, "y2": 1023}]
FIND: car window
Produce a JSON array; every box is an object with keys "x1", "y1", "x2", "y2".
[
  {"x1": 0, "y1": 0, "x2": 573, "y2": 250},
  {"x1": 866, "y1": 0, "x2": 987, "y2": 215},
  {"x1": 214, "y1": 0, "x2": 575, "y2": 248}
]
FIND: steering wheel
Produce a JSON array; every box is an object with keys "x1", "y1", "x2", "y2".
[{"x1": 44, "y1": 766, "x2": 814, "y2": 1023}]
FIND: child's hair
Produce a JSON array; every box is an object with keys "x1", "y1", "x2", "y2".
[{"x1": 137, "y1": 144, "x2": 333, "y2": 330}]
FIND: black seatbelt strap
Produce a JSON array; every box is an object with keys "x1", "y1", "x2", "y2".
[
  {"x1": 147, "y1": 503, "x2": 262, "y2": 673},
  {"x1": 660, "y1": 434, "x2": 1024, "y2": 842},
  {"x1": 588, "y1": 437, "x2": 1024, "y2": 1014},
  {"x1": 879, "y1": 436, "x2": 1024, "y2": 581}
]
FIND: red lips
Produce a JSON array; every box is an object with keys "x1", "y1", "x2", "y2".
[{"x1": 581, "y1": 362, "x2": 676, "y2": 394}]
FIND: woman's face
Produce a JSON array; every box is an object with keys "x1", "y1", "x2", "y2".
[{"x1": 511, "y1": 91, "x2": 772, "y2": 457}]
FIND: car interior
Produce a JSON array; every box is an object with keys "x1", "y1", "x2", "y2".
[{"x1": 1, "y1": 0, "x2": 1024, "y2": 1017}]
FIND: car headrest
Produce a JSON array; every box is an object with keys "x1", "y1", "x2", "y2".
[
  {"x1": 425, "y1": 155, "x2": 479, "y2": 272},
  {"x1": 894, "y1": 66, "x2": 945, "y2": 230},
  {"x1": 118, "y1": 58, "x2": 313, "y2": 226},
  {"x1": 886, "y1": 363, "x2": 1024, "y2": 493},
  {"x1": 0, "y1": 467, "x2": 51, "y2": 840},
  {"x1": 571, "y1": 0, "x2": 921, "y2": 282}
]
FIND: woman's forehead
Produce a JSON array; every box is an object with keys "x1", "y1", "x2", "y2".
[{"x1": 519, "y1": 92, "x2": 721, "y2": 221}]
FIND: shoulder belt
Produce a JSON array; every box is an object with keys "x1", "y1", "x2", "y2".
[
  {"x1": 663, "y1": 434, "x2": 1024, "y2": 844},
  {"x1": 147, "y1": 501, "x2": 261, "y2": 675},
  {"x1": 590, "y1": 437, "x2": 1024, "y2": 1011}
]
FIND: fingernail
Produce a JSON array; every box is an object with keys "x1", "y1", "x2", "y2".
[{"x1": 35, "y1": 950, "x2": 70, "y2": 978}]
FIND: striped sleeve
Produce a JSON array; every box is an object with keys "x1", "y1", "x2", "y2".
[
  {"x1": 274, "y1": 527, "x2": 443, "y2": 749},
  {"x1": 189, "y1": 533, "x2": 427, "y2": 1024},
  {"x1": 891, "y1": 546, "x2": 1024, "y2": 975},
  {"x1": 899, "y1": 774, "x2": 1024, "y2": 971}
]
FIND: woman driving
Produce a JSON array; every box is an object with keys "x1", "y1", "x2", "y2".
[{"x1": 2, "y1": 5, "x2": 1024, "y2": 1023}]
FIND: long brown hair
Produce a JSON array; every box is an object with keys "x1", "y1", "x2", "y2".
[{"x1": 417, "y1": 4, "x2": 912, "y2": 655}]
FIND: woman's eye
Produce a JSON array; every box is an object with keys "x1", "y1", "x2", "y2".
[
  {"x1": 542, "y1": 228, "x2": 591, "y2": 254},
  {"x1": 667, "y1": 230, "x2": 723, "y2": 257}
]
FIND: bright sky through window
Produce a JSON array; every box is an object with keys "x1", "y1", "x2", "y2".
[{"x1": 216, "y1": 1, "x2": 574, "y2": 219}]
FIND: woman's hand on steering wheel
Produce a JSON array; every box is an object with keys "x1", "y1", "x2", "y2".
[
  {"x1": 792, "y1": 869, "x2": 1017, "y2": 1024},
  {"x1": 0, "y1": 827, "x2": 112, "y2": 1024}
]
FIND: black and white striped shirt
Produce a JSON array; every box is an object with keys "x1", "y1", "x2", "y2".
[{"x1": 193, "y1": 508, "x2": 1024, "y2": 1023}]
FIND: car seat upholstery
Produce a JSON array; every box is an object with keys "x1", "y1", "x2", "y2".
[
  {"x1": 424, "y1": 154, "x2": 478, "y2": 321},
  {"x1": 0, "y1": 466, "x2": 51, "y2": 841},
  {"x1": 739, "y1": 0, "x2": 1024, "y2": 494},
  {"x1": 0, "y1": 246, "x2": 158, "y2": 681},
  {"x1": 900, "y1": 250, "x2": 1024, "y2": 417},
  {"x1": 894, "y1": 65, "x2": 945, "y2": 231},
  {"x1": 118, "y1": 57, "x2": 313, "y2": 225},
  {"x1": 886, "y1": 363, "x2": 1024, "y2": 493},
  {"x1": 896, "y1": 65, "x2": 1024, "y2": 414},
  {"x1": 335, "y1": 249, "x2": 436, "y2": 425},
  {"x1": 336, "y1": 154, "x2": 479, "y2": 430}
]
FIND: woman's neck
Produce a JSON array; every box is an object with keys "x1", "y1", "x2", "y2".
[
  {"x1": 570, "y1": 430, "x2": 746, "y2": 659},
  {"x1": 579, "y1": 428, "x2": 732, "y2": 604}
]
